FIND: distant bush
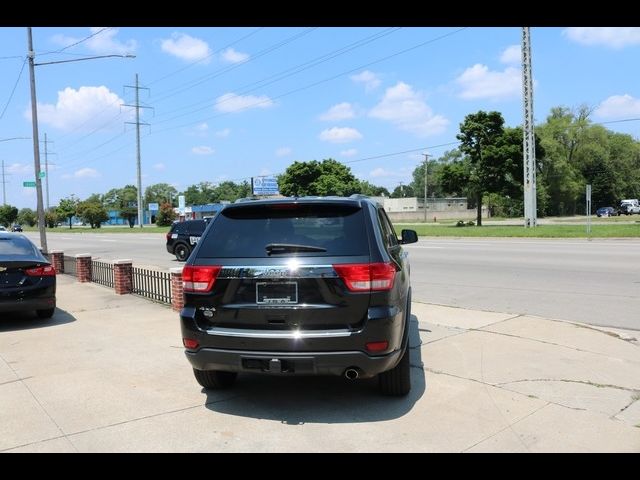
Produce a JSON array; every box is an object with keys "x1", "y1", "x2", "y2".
[
  {"x1": 467, "y1": 221, "x2": 475, "y2": 227},
  {"x1": 456, "y1": 220, "x2": 465, "y2": 227}
]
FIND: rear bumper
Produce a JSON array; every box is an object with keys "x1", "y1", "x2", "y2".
[
  {"x1": 0, "y1": 296, "x2": 56, "y2": 313},
  {"x1": 185, "y1": 347, "x2": 402, "y2": 378}
]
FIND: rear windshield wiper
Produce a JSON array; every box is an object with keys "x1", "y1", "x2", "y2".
[{"x1": 265, "y1": 243, "x2": 327, "y2": 255}]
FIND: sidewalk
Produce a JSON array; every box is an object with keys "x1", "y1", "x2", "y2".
[{"x1": 1, "y1": 275, "x2": 638, "y2": 452}]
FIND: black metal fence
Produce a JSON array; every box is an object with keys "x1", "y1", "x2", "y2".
[
  {"x1": 92, "y1": 260, "x2": 114, "y2": 288},
  {"x1": 63, "y1": 255, "x2": 77, "y2": 277},
  {"x1": 132, "y1": 266, "x2": 172, "y2": 305}
]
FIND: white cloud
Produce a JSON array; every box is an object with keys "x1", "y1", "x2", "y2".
[
  {"x1": 319, "y1": 127, "x2": 363, "y2": 144},
  {"x1": 153, "y1": 163, "x2": 166, "y2": 171},
  {"x1": 51, "y1": 27, "x2": 136, "y2": 55},
  {"x1": 340, "y1": 148, "x2": 358, "y2": 157},
  {"x1": 74, "y1": 168, "x2": 99, "y2": 178},
  {"x1": 500, "y1": 44, "x2": 521, "y2": 64},
  {"x1": 215, "y1": 93, "x2": 274, "y2": 113},
  {"x1": 221, "y1": 47, "x2": 249, "y2": 63},
  {"x1": 595, "y1": 94, "x2": 640, "y2": 119},
  {"x1": 350, "y1": 70, "x2": 381, "y2": 92},
  {"x1": 455, "y1": 64, "x2": 521, "y2": 101},
  {"x1": 563, "y1": 27, "x2": 640, "y2": 49},
  {"x1": 319, "y1": 102, "x2": 356, "y2": 121},
  {"x1": 369, "y1": 81, "x2": 449, "y2": 136},
  {"x1": 215, "y1": 128, "x2": 231, "y2": 137},
  {"x1": 191, "y1": 146, "x2": 215, "y2": 155},
  {"x1": 7, "y1": 163, "x2": 32, "y2": 174},
  {"x1": 29, "y1": 86, "x2": 127, "y2": 132},
  {"x1": 275, "y1": 147, "x2": 292, "y2": 157},
  {"x1": 161, "y1": 32, "x2": 212, "y2": 63}
]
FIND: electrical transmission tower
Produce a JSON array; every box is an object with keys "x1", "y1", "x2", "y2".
[
  {"x1": 522, "y1": 27, "x2": 537, "y2": 227},
  {"x1": 123, "y1": 74, "x2": 151, "y2": 228}
]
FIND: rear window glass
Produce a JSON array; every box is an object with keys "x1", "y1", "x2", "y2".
[
  {"x1": 198, "y1": 203, "x2": 369, "y2": 258},
  {"x1": 0, "y1": 236, "x2": 40, "y2": 257}
]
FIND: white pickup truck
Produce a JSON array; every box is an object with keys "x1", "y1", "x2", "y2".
[{"x1": 620, "y1": 199, "x2": 640, "y2": 215}]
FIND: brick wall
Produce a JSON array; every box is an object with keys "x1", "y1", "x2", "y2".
[
  {"x1": 170, "y1": 267, "x2": 184, "y2": 312},
  {"x1": 114, "y1": 260, "x2": 133, "y2": 295},
  {"x1": 76, "y1": 254, "x2": 92, "y2": 282}
]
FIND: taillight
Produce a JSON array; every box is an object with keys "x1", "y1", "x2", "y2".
[
  {"x1": 332, "y1": 262, "x2": 396, "y2": 292},
  {"x1": 166, "y1": 232, "x2": 171, "y2": 241},
  {"x1": 182, "y1": 265, "x2": 221, "y2": 292},
  {"x1": 366, "y1": 341, "x2": 389, "y2": 352},
  {"x1": 25, "y1": 265, "x2": 56, "y2": 277},
  {"x1": 183, "y1": 338, "x2": 199, "y2": 349}
]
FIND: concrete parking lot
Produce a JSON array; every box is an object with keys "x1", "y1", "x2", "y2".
[{"x1": 1, "y1": 275, "x2": 638, "y2": 452}]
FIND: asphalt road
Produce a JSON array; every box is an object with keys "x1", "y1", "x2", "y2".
[{"x1": 24, "y1": 231, "x2": 640, "y2": 330}]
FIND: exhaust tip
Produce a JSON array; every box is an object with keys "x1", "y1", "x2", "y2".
[{"x1": 344, "y1": 368, "x2": 359, "y2": 380}]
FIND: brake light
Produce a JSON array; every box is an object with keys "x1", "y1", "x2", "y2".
[
  {"x1": 166, "y1": 232, "x2": 172, "y2": 241},
  {"x1": 182, "y1": 265, "x2": 222, "y2": 292},
  {"x1": 332, "y1": 262, "x2": 396, "y2": 292},
  {"x1": 183, "y1": 338, "x2": 199, "y2": 349},
  {"x1": 366, "y1": 341, "x2": 389, "y2": 352},
  {"x1": 25, "y1": 265, "x2": 56, "y2": 277}
]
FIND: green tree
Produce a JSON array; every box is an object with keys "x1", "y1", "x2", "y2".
[
  {"x1": 77, "y1": 200, "x2": 109, "y2": 228},
  {"x1": 357, "y1": 180, "x2": 389, "y2": 197},
  {"x1": 45, "y1": 208, "x2": 58, "y2": 228},
  {"x1": 17, "y1": 208, "x2": 37, "y2": 227},
  {"x1": 144, "y1": 183, "x2": 177, "y2": 206},
  {"x1": 118, "y1": 185, "x2": 139, "y2": 227},
  {"x1": 183, "y1": 181, "x2": 216, "y2": 205},
  {"x1": 278, "y1": 159, "x2": 360, "y2": 197},
  {"x1": 56, "y1": 195, "x2": 80, "y2": 229},
  {"x1": 156, "y1": 202, "x2": 176, "y2": 226},
  {"x1": 0, "y1": 204, "x2": 18, "y2": 227},
  {"x1": 390, "y1": 184, "x2": 414, "y2": 198}
]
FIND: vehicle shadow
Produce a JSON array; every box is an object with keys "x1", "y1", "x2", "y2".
[
  {"x1": 0, "y1": 307, "x2": 76, "y2": 332},
  {"x1": 203, "y1": 315, "x2": 425, "y2": 424}
]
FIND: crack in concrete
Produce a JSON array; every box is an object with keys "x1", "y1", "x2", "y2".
[
  {"x1": 473, "y1": 327, "x2": 638, "y2": 360},
  {"x1": 613, "y1": 394, "x2": 640, "y2": 420},
  {"x1": 496, "y1": 378, "x2": 638, "y2": 393},
  {"x1": 461, "y1": 402, "x2": 551, "y2": 453},
  {"x1": 0, "y1": 376, "x2": 33, "y2": 386},
  {"x1": 0, "y1": 352, "x2": 78, "y2": 453}
]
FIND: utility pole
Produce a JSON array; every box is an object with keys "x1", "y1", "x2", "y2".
[
  {"x1": 42, "y1": 133, "x2": 54, "y2": 210},
  {"x1": 422, "y1": 153, "x2": 430, "y2": 222},
  {"x1": 521, "y1": 27, "x2": 537, "y2": 228},
  {"x1": 124, "y1": 74, "x2": 150, "y2": 228},
  {"x1": 1, "y1": 160, "x2": 8, "y2": 205},
  {"x1": 27, "y1": 27, "x2": 48, "y2": 253}
]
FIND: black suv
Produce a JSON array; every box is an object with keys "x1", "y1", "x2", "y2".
[
  {"x1": 166, "y1": 219, "x2": 209, "y2": 261},
  {"x1": 180, "y1": 197, "x2": 418, "y2": 396}
]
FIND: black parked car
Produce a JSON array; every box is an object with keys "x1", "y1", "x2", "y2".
[
  {"x1": 596, "y1": 207, "x2": 618, "y2": 217},
  {"x1": 0, "y1": 232, "x2": 56, "y2": 319},
  {"x1": 11, "y1": 224, "x2": 23, "y2": 232},
  {"x1": 166, "y1": 219, "x2": 209, "y2": 261},
  {"x1": 180, "y1": 196, "x2": 418, "y2": 396}
]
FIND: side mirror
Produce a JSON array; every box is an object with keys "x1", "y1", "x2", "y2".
[{"x1": 400, "y1": 229, "x2": 418, "y2": 244}]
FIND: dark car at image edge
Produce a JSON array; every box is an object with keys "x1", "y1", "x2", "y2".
[
  {"x1": 0, "y1": 232, "x2": 56, "y2": 319},
  {"x1": 179, "y1": 196, "x2": 418, "y2": 396}
]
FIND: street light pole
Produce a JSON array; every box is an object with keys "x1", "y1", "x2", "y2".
[
  {"x1": 27, "y1": 27, "x2": 48, "y2": 254},
  {"x1": 422, "y1": 153, "x2": 430, "y2": 222}
]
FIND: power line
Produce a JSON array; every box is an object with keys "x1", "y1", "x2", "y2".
[
  {"x1": 37, "y1": 27, "x2": 112, "y2": 56},
  {"x1": 0, "y1": 57, "x2": 27, "y2": 120},
  {"x1": 153, "y1": 27, "x2": 402, "y2": 124},
  {"x1": 150, "y1": 27, "x2": 469, "y2": 135},
  {"x1": 148, "y1": 27, "x2": 265, "y2": 86}
]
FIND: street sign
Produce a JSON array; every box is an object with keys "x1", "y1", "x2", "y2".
[
  {"x1": 39, "y1": 171, "x2": 45, "y2": 178},
  {"x1": 252, "y1": 176, "x2": 279, "y2": 196},
  {"x1": 23, "y1": 181, "x2": 36, "y2": 188},
  {"x1": 148, "y1": 202, "x2": 159, "y2": 211}
]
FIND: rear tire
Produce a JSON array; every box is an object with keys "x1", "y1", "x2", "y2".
[
  {"x1": 175, "y1": 243, "x2": 190, "y2": 262},
  {"x1": 379, "y1": 291, "x2": 412, "y2": 396},
  {"x1": 36, "y1": 308, "x2": 55, "y2": 319},
  {"x1": 193, "y1": 368, "x2": 237, "y2": 389}
]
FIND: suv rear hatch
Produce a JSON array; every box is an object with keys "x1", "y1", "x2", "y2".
[{"x1": 185, "y1": 201, "x2": 380, "y2": 331}]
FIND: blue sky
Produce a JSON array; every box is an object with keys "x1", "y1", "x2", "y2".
[{"x1": 1, "y1": 26, "x2": 640, "y2": 209}]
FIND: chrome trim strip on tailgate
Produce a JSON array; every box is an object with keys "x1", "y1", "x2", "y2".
[
  {"x1": 218, "y1": 265, "x2": 338, "y2": 279},
  {"x1": 204, "y1": 327, "x2": 353, "y2": 339}
]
